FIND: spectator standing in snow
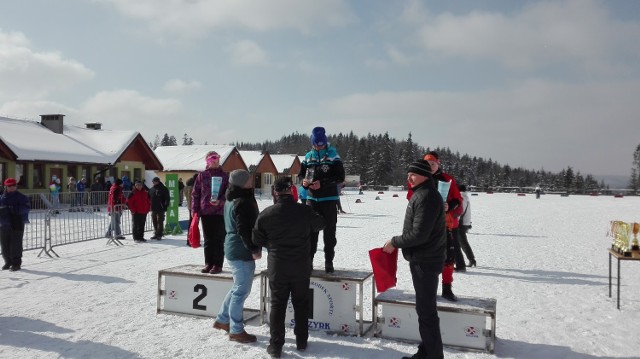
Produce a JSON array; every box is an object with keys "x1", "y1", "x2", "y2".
[
  {"x1": 191, "y1": 151, "x2": 229, "y2": 274},
  {"x1": 457, "y1": 184, "x2": 476, "y2": 267},
  {"x1": 383, "y1": 160, "x2": 446, "y2": 359},
  {"x1": 68, "y1": 177, "x2": 78, "y2": 209},
  {"x1": 148, "y1": 177, "x2": 170, "y2": 240},
  {"x1": 121, "y1": 175, "x2": 132, "y2": 192},
  {"x1": 77, "y1": 177, "x2": 87, "y2": 207},
  {"x1": 212, "y1": 169, "x2": 261, "y2": 344},
  {"x1": 90, "y1": 177, "x2": 103, "y2": 210},
  {"x1": 49, "y1": 176, "x2": 61, "y2": 209},
  {"x1": 336, "y1": 183, "x2": 346, "y2": 214},
  {"x1": 128, "y1": 180, "x2": 151, "y2": 242},
  {"x1": 0, "y1": 178, "x2": 31, "y2": 272},
  {"x1": 253, "y1": 176, "x2": 325, "y2": 358},
  {"x1": 105, "y1": 178, "x2": 126, "y2": 240},
  {"x1": 178, "y1": 178, "x2": 185, "y2": 206},
  {"x1": 298, "y1": 126, "x2": 345, "y2": 273}
]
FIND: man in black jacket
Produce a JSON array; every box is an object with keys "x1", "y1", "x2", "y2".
[
  {"x1": 253, "y1": 177, "x2": 325, "y2": 359},
  {"x1": 383, "y1": 159, "x2": 446, "y2": 359},
  {"x1": 148, "y1": 177, "x2": 170, "y2": 240}
]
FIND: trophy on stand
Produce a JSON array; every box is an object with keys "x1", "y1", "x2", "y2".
[
  {"x1": 609, "y1": 221, "x2": 619, "y2": 251},
  {"x1": 619, "y1": 222, "x2": 631, "y2": 257},
  {"x1": 632, "y1": 222, "x2": 639, "y2": 251}
]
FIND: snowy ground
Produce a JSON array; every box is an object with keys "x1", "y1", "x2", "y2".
[{"x1": 1, "y1": 191, "x2": 639, "y2": 359}]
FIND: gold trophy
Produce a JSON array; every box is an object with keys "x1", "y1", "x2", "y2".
[
  {"x1": 620, "y1": 222, "x2": 631, "y2": 257},
  {"x1": 632, "y1": 222, "x2": 639, "y2": 251},
  {"x1": 610, "y1": 221, "x2": 622, "y2": 252}
]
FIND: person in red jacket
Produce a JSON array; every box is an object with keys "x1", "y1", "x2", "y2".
[
  {"x1": 407, "y1": 151, "x2": 464, "y2": 301},
  {"x1": 105, "y1": 178, "x2": 127, "y2": 240},
  {"x1": 127, "y1": 180, "x2": 151, "y2": 242}
]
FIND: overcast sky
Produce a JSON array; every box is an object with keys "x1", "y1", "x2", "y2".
[{"x1": 1, "y1": 0, "x2": 639, "y2": 177}]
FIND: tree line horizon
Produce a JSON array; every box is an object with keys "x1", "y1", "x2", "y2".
[{"x1": 150, "y1": 132, "x2": 640, "y2": 194}]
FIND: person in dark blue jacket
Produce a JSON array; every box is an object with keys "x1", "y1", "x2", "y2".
[{"x1": 0, "y1": 178, "x2": 30, "y2": 271}]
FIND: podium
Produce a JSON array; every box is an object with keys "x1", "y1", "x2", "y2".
[
  {"x1": 374, "y1": 289, "x2": 496, "y2": 353},
  {"x1": 157, "y1": 264, "x2": 264, "y2": 319},
  {"x1": 262, "y1": 268, "x2": 374, "y2": 336}
]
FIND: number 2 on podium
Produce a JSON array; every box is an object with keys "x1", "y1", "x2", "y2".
[{"x1": 193, "y1": 284, "x2": 207, "y2": 310}]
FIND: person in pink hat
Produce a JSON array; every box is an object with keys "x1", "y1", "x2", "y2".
[{"x1": 191, "y1": 151, "x2": 230, "y2": 274}]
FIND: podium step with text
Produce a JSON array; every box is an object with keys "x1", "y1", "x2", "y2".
[
  {"x1": 261, "y1": 268, "x2": 374, "y2": 336},
  {"x1": 373, "y1": 289, "x2": 496, "y2": 353}
]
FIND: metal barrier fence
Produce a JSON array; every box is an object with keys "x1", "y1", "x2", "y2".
[
  {"x1": 2, "y1": 191, "x2": 170, "y2": 257},
  {"x1": 29, "y1": 190, "x2": 111, "y2": 211}
]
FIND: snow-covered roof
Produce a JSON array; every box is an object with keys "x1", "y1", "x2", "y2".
[
  {"x1": 0, "y1": 116, "x2": 139, "y2": 164},
  {"x1": 154, "y1": 145, "x2": 236, "y2": 171},
  {"x1": 238, "y1": 151, "x2": 264, "y2": 170},
  {"x1": 270, "y1": 154, "x2": 298, "y2": 173}
]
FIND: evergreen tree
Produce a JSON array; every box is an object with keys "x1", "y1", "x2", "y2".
[
  {"x1": 160, "y1": 133, "x2": 177, "y2": 146},
  {"x1": 564, "y1": 167, "x2": 575, "y2": 192},
  {"x1": 182, "y1": 133, "x2": 194, "y2": 145}
]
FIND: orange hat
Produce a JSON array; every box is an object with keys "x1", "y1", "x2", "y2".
[
  {"x1": 424, "y1": 154, "x2": 439, "y2": 163},
  {"x1": 3, "y1": 178, "x2": 17, "y2": 186}
]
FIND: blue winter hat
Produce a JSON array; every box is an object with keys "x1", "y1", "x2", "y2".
[{"x1": 311, "y1": 126, "x2": 327, "y2": 146}]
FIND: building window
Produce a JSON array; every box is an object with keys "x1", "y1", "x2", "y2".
[
  {"x1": 15, "y1": 163, "x2": 28, "y2": 188},
  {"x1": 0, "y1": 162, "x2": 5, "y2": 183},
  {"x1": 263, "y1": 173, "x2": 274, "y2": 185},
  {"x1": 33, "y1": 163, "x2": 45, "y2": 188},
  {"x1": 109, "y1": 166, "x2": 118, "y2": 180},
  {"x1": 81, "y1": 166, "x2": 91, "y2": 181},
  {"x1": 68, "y1": 165, "x2": 78, "y2": 180},
  {"x1": 133, "y1": 168, "x2": 142, "y2": 182}
]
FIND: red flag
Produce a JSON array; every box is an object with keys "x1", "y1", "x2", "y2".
[
  {"x1": 368, "y1": 247, "x2": 398, "y2": 293},
  {"x1": 188, "y1": 214, "x2": 201, "y2": 248}
]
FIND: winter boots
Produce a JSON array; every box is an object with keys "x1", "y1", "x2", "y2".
[
  {"x1": 441, "y1": 284, "x2": 458, "y2": 302},
  {"x1": 325, "y1": 261, "x2": 334, "y2": 273}
]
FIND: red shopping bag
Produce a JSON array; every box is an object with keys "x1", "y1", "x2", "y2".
[
  {"x1": 368, "y1": 247, "x2": 398, "y2": 293},
  {"x1": 188, "y1": 214, "x2": 201, "y2": 248}
]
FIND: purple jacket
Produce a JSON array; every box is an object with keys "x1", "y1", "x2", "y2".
[{"x1": 191, "y1": 167, "x2": 229, "y2": 216}]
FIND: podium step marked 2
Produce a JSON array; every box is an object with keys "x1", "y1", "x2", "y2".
[{"x1": 157, "y1": 264, "x2": 265, "y2": 320}]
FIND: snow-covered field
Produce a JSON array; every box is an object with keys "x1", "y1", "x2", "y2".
[{"x1": 1, "y1": 191, "x2": 639, "y2": 358}]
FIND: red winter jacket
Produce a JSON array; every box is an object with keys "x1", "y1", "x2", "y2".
[
  {"x1": 107, "y1": 184, "x2": 127, "y2": 213},
  {"x1": 127, "y1": 188, "x2": 151, "y2": 214}
]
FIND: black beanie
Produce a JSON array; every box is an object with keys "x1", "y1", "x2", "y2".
[
  {"x1": 407, "y1": 159, "x2": 432, "y2": 177},
  {"x1": 274, "y1": 177, "x2": 293, "y2": 193}
]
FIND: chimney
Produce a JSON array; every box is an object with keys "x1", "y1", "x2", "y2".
[
  {"x1": 40, "y1": 114, "x2": 65, "y2": 134},
  {"x1": 85, "y1": 122, "x2": 102, "y2": 130}
]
